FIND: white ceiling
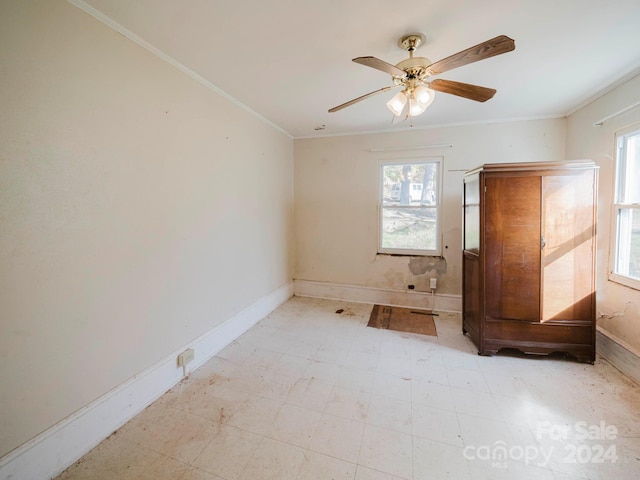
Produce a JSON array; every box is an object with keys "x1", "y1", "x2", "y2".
[{"x1": 76, "y1": 0, "x2": 640, "y2": 138}]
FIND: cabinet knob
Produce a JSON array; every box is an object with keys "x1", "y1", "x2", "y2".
[{"x1": 541, "y1": 235, "x2": 546, "y2": 250}]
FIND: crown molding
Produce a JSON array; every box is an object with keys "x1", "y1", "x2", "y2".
[{"x1": 67, "y1": 0, "x2": 292, "y2": 139}]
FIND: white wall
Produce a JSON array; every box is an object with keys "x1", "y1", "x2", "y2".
[
  {"x1": 566, "y1": 73, "x2": 640, "y2": 354},
  {"x1": 0, "y1": 0, "x2": 293, "y2": 458},
  {"x1": 294, "y1": 118, "x2": 566, "y2": 296}
]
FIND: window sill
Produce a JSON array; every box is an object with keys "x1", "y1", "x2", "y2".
[
  {"x1": 377, "y1": 252, "x2": 443, "y2": 258},
  {"x1": 608, "y1": 273, "x2": 640, "y2": 291}
]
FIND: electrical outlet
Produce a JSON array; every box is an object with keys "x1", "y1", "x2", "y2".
[
  {"x1": 177, "y1": 348, "x2": 194, "y2": 367},
  {"x1": 429, "y1": 278, "x2": 437, "y2": 289}
]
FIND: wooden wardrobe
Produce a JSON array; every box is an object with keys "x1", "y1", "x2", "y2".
[{"x1": 462, "y1": 161, "x2": 598, "y2": 363}]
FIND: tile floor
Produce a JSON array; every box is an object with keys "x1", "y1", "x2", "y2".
[{"x1": 57, "y1": 296, "x2": 640, "y2": 480}]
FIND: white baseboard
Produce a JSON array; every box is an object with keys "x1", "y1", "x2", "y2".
[
  {"x1": 0, "y1": 281, "x2": 293, "y2": 480},
  {"x1": 596, "y1": 327, "x2": 640, "y2": 385},
  {"x1": 294, "y1": 279, "x2": 462, "y2": 313}
]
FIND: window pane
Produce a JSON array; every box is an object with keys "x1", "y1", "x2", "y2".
[
  {"x1": 616, "y1": 208, "x2": 640, "y2": 280},
  {"x1": 381, "y1": 162, "x2": 438, "y2": 207},
  {"x1": 619, "y1": 131, "x2": 640, "y2": 204},
  {"x1": 381, "y1": 207, "x2": 437, "y2": 251},
  {"x1": 380, "y1": 159, "x2": 440, "y2": 254}
]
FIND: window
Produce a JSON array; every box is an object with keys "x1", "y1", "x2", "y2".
[
  {"x1": 611, "y1": 126, "x2": 640, "y2": 289},
  {"x1": 379, "y1": 158, "x2": 441, "y2": 255}
]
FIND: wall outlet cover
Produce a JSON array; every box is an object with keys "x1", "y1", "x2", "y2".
[{"x1": 177, "y1": 348, "x2": 195, "y2": 367}]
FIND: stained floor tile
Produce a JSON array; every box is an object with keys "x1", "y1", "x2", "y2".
[{"x1": 55, "y1": 297, "x2": 640, "y2": 480}]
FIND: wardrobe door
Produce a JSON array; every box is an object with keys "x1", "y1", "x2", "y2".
[
  {"x1": 485, "y1": 175, "x2": 541, "y2": 321},
  {"x1": 542, "y1": 171, "x2": 596, "y2": 321}
]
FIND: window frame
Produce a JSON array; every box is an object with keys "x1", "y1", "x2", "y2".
[
  {"x1": 378, "y1": 157, "x2": 442, "y2": 256},
  {"x1": 609, "y1": 124, "x2": 640, "y2": 290}
]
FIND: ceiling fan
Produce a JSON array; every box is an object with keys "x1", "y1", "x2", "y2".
[{"x1": 328, "y1": 33, "x2": 515, "y2": 119}]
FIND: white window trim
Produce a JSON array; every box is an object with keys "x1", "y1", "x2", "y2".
[
  {"x1": 378, "y1": 157, "x2": 442, "y2": 256},
  {"x1": 609, "y1": 124, "x2": 640, "y2": 290}
]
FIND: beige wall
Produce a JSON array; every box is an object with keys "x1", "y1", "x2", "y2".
[
  {"x1": 566, "y1": 73, "x2": 640, "y2": 353},
  {"x1": 4, "y1": 0, "x2": 637, "y2": 464},
  {"x1": 0, "y1": 0, "x2": 293, "y2": 457},
  {"x1": 294, "y1": 118, "x2": 566, "y2": 294}
]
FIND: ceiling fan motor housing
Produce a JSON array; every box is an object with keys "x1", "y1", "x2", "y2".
[{"x1": 394, "y1": 57, "x2": 431, "y2": 81}]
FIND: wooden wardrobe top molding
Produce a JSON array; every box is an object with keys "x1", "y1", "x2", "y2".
[{"x1": 465, "y1": 160, "x2": 597, "y2": 176}]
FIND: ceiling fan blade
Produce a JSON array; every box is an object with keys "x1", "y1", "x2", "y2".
[
  {"x1": 426, "y1": 35, "x2": 515, "y2": 75},
  {"x1": 353, "y1": 56, "x2": 407, "y2": 78},
  {"x1": 429, "y1": 79, "x2": 496, "y2": 102},
  {"x1": 328, "y1": 85, "x2": 400, "y2": 113}
]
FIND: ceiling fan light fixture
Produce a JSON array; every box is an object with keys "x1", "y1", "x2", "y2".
[
  {"x1": 408, "y1": 97, "x2": 427, "y2": 116},
  {"x1": 407, "y1": 85, "x2": 435, "y2": 116},
  {"x1": 414, "y1": 84, "x2": 434, "y2": 105},
  {"x1": 386, "y1": 91, "x2": 408, "y2": 116}
]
